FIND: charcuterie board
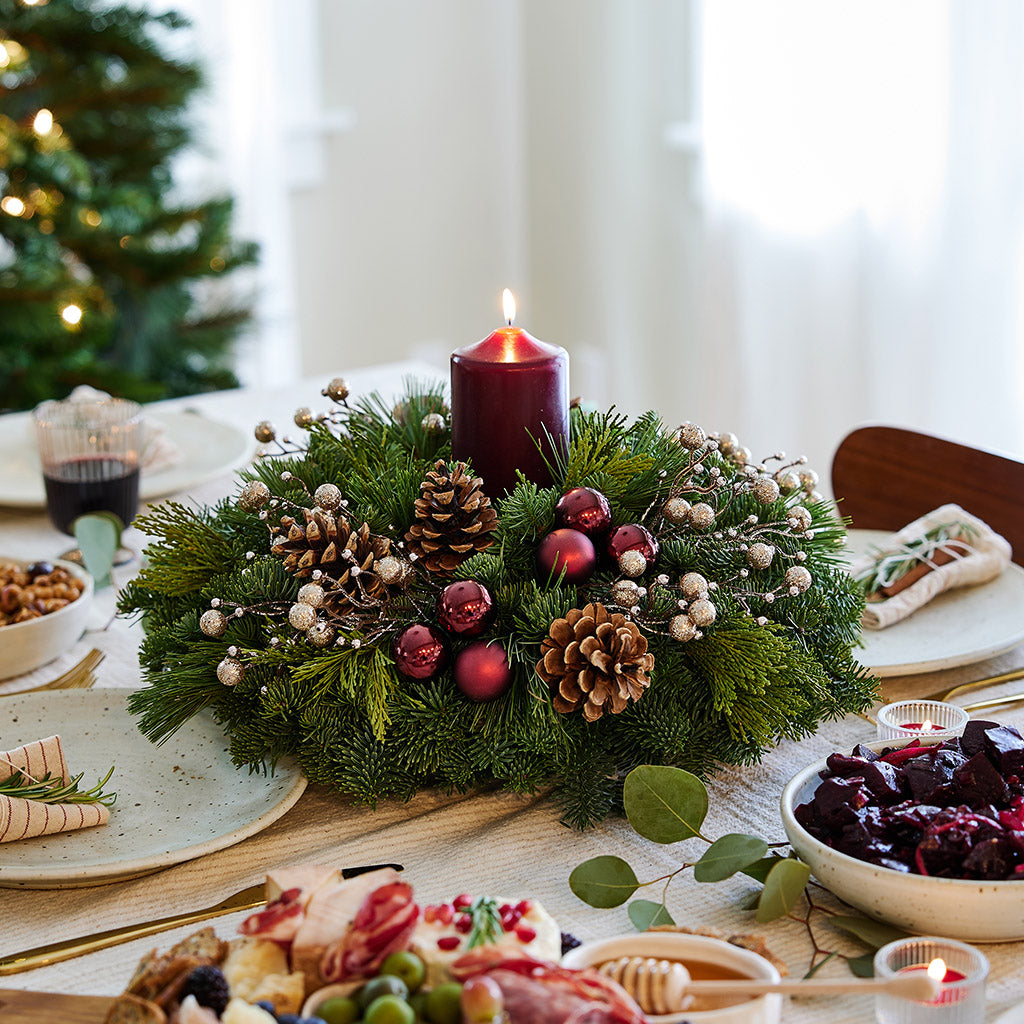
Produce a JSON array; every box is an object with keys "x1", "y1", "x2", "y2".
[{"x1": 0, "y1": 988, "x2": 109, "y2": 1023}]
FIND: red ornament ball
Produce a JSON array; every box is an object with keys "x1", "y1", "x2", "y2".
[
  {"x1": 607, "y1": 523, "x2": 659, "y2": 566},
  {"x1": 537, "y1": 528, "x2": 597, "y2": 584},
  {"x1": 555, "y1": 487, "x2": 612, "y2": 537},
  {"x1": 454, "y1": 641, "x2": 512, "y2": 701},
  {"x1": 393, "y1": 623, "x2": 448, "y2": 679},
  {"x1": 438, "y1": 580, "x2": 494, "y2": 636}
]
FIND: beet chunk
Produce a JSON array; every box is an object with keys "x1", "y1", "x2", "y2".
[
  {"x1": 903, "y1": 748, "x2": 967, "y2": 804},
  {"x1": 983, "y1": 724, "x2": 1024, "y2": 778},
  {"x1": 963, "y1": 835, "x2": 1017, "y2": 880},
  {"x1": 960, "y1": 719, "x2": 1002, "y2": 757},
  {"x1": 859, "y1": 760, "x2": 905, "y2": 804},
  {"x1": 954, "y1": 752, "x2": 1010, "y2": 808},
  {"x1": 813, "y1": 776, "x2": 872, "y2": 828}
]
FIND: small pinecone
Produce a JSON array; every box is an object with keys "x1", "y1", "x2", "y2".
[
  {"x1": 404, "y1": 460, "x2": 498, "y2": 572},
  {"x1": 180, "y1": 965, "x2": 230, "y2": 1015},
  {"x1": 271, "y1": 507, "x2": 346, "y2": 578},
  {"x1": 536, "y1": 602, "x2": 653, "y2": 722},
  {"x1": 324, "y1": 521, "x2": 393, "y2": 618}
]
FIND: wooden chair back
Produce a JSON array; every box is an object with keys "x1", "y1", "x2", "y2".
[{"x1": 830, "y1": 425, "x2": 1024, "y2": 567}]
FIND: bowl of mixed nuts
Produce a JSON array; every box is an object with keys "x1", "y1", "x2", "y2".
[{"x1": 0, "y1": 558, "x2": 93, "y2": 680}]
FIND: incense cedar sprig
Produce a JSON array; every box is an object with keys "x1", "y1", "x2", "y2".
[{"x1": 0, "y1": 765, "x2": 117, "y2": 806}]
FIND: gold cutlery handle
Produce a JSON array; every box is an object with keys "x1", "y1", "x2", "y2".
[
  {"x1": 0, "y1": 891, "x2": 264, "y2": 976},
  {"x1": 961, "y1": 691, "x2": 1024, "y2": 714}
]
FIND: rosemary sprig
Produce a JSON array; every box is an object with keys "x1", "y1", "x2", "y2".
[
  {"x1": 853, "y1": 521, "x2": 977, "y2": 596},
  {"x1": 0, "y1": 766, "x2": 117, "y2": 806},
  {"x1": 466, "y1": 896, "x2": 503, "y2": 949}
]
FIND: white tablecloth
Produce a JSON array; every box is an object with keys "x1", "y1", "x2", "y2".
[{"x1": 1, "y1": 362, "x2": 1022, "y2": 1023}]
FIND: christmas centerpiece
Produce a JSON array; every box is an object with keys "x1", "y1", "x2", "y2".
[{"x1": 121, "y1": 294, "x2": 873, "y2": 828}]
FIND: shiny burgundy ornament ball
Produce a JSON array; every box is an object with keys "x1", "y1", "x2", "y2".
[
  {"x1": 536, "y1": 528, "x2": 597, "y2": 584},
  {"x1": 438, "y1": 580, "x2": 494, "y2": 637},
  {"x1": 393, "y1": 623, "x2": 448, "y2": 679},
  {"x1": 607, "y1": 523, "x2": 659, "y2": 566},
  {"x1": 555, "y1": 487, "x2": 612, "y2": 537},
  {"x1": 454, "y1": 641, "x2": 513, "y2": 702}
]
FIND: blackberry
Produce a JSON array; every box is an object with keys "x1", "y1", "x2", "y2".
[
  {"x1": 181, "y1": 964, "x2": 231, "y2": 1015},
  {"x1": 560, "y1": 931, "x2": 582, "y2": 956}
]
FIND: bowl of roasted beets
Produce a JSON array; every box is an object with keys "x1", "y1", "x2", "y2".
[{"x1": 781, "y1": 719, "x2": 1024, "y2": 942}]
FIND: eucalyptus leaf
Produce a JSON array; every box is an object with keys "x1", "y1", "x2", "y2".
[
  {"x1": 755, "y1": 858, "x2": 810, "y2": 923},
  {"x1": 742, "y1": 853, "x2": 786, "y2": 883},
  {"x1": 628, "y1": 899, "x2": 675, "y2": 931},
  {"x1": 73, "y1": 513, "x2": 121, "y2": 588},
  {"x1": 569, "y1": 855, "x2": 640, "y2": 908},
  {"x1": 847, "y1": 953, "x2": 876, "y2": 978},
  {"x1": 623, "y1": 764, "x2": 708, "y2": 844},
  {"x1": 830, "y1": 915, "x2": 910, "y2": 950},
  {"x1": 694, "y1": 833, "x2": 768, "y2": 882}
]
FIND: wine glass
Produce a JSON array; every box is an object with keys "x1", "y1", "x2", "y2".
[{"x1": 33, "y1": 396, "x2": 142, "y2": 562}]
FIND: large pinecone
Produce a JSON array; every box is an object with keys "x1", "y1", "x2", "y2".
[
  {"x1": 271, "y1": 508, "x2": 346, "y2": 578},
  {"x1": 324, "y1": 521, "x2": 393, "y2": 618},
  {"x1": 404, "y1": 460, "x2": 498, "y2": 572},
  {"x1": 536, "y1": 602, "x2": 654, "y2": 722}
]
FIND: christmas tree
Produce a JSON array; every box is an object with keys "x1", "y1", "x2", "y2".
[{"x1": 0, "y1": 0, "x2": 257, "y2": 412}]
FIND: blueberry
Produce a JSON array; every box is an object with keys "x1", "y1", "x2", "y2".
[
  {"x1": 277, "y1": 1015, "x2": 301, "y2": 1024},
  {"x1": 27, "y1": 561, "x2": 54, "y2": 579},
  {"x1": 255, "y1": 1002, "x2": 276, "y2": 1015}
]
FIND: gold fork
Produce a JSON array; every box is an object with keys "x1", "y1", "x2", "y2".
[{"x1": 1, "y1": 648, "x2": 104, "y2": 696}]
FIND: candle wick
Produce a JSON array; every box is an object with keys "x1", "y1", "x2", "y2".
[{"x1": 506, "y1": 317, "x2": 513, "y2": 327}]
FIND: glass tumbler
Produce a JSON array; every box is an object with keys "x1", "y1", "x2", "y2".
[{"x1": 33, "y1": 396, "x2": 143, "y2": 536}]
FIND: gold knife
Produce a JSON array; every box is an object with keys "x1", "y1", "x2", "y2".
[{"x1": 0, "y1": 862, "x2": 402, "y2": 977}]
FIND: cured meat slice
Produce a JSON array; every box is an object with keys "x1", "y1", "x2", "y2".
[
  {"x1": 452, "y1": 950, "x2": 645, "y2": 1024},
  {"x1": 320, "y1": 881, "x2": 420, "y2": 981},
  {"x1": 290, "y1": 867, "x2": 404, "y2": 987}
]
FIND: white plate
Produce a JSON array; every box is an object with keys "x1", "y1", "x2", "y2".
[
  {"x1": 995, "y1": 1006, "x2": 1024, "y2": 1024},
  {"x1": 0, "y1": 690, "x2": 306, "y2": 888},
  {"x1": 845, "y1": 529, "x2": 1024, "y2": 677},
  {"x1": 0, "y1": 409, "x2": 252, "y2": 507}
]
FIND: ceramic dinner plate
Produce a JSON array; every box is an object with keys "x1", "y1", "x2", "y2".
[
  {"x1": 995, "y1": 1005, "x2": 1024, "y2": 1024},
  {"x1": 0, "y1": 409, "x2": 251, "y2": 507},
  {"x1": 845, "y1": 529, "x2": 1024, "y2": 677},
  {"x1": 0, "y1": 690, "x2": 306, "y2": 888}
]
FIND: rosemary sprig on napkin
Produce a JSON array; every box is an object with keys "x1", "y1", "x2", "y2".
[
  {"x1": 853, "y1": 520, "x2": 977, "y2": 597},
  {"x1": 466, "y1": 896, "x2": 504, "y2": 949},
  {"x1": 0, "y1": 765, "x2": 117, "y2": 806}
]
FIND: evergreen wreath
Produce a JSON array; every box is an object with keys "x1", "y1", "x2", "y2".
[{"x1": 120, "y1": 378, "x2": 875, "y2": 828}]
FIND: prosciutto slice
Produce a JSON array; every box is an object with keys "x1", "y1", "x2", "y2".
[
  {"x1": 452, "y1": 949, "x2": 646, "y2": 1024},
  {"x1": 238, "y1": 864, "x2": 343, "y2": 945},
  {"x1": 320, "y1": 881, "x2": 420, "y2": 981}
]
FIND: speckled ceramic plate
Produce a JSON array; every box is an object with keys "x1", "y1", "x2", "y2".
[
  {"x1": 0, "y1": 690, "x2": 306, "y2": 888},
  {"x1": 845, "y1": 529, "x2": 1024, "y2": 677}
]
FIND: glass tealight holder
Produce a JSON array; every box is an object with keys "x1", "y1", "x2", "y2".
[
  {"x1": 876, "y1": 700, "x2": 969, "y2": 742},
  {"x1": 874, "y1": 937, "x2": 989, "y2": 1024}
]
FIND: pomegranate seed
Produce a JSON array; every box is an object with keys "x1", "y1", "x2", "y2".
[
  {"x1": 453, "y1": 893, "x2": 473, "y2": 910},
  {"x1": 437, "y1": 903, "x2": 455, "y2": 925},
  {"x1": 500, "y1": 913, "x2": 516, "y2": 931},
  {"x1": 515, "y1": 900, "x2": 533, "y2": 915},
  {"x1": 423, "y1": 905, "x2": 438, "y2": 924},
  {"x1": 498, "y1": 904, "x2": 512, "y2": 916},
  {"x1": 455, "y1": 915, "x2": 473, "y2": 933},
  {"x1": 515, "y1": 925, "x2": 537, "y2": 943},
  {"x1": 437, "y1": 935, "x2": 461, "y2": 951}
]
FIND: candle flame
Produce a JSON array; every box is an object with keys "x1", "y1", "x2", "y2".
[
  {"x1": 502, "y1": 288, "x2": 516, "y2": 326},
  {"x1": 921, "y1": 719, "x2": 934, "y2": 732},
  {"x1": 927, "y1": 958, "x2": 946, "y2": 982}
]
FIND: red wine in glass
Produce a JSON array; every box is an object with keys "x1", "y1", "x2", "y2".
[{"x1": 43, "y1": 456, "x2": 140, "y2": 536}]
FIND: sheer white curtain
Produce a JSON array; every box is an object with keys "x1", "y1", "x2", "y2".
[{"x1": 694, "y1": 0, "x2": 1024, "y2": 480}]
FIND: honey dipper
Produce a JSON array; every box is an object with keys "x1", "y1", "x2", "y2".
[{"x1": 596, "y1": 955, "x2": 942, "y2": 1013}]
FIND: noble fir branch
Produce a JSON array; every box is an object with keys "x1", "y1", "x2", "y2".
[{"x1": 0, "y1": 765, "x2": 117, "y2": 806}]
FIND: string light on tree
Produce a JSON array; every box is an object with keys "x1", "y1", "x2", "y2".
[
  {"x1": 1, "y1": 196, "x2": 26, "y2": 216},
  {"x1": 60, "y1": 303, "x2": 82, "y2": 326},
  {"x1": 32, "y1": 108, "x2": 54, "y2": 135}
]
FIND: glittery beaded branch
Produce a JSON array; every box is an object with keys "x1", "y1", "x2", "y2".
[{"x1": 121, "y1": 378, "x2": 874, "y2": 828}]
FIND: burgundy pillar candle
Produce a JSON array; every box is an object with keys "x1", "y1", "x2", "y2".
[{"x1": 451, "y1": 290, "x2": 569, "y2": 496}]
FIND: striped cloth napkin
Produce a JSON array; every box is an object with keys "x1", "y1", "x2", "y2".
[{"x1": 0, "y1": 735, "x2": 110, "y2": 843}]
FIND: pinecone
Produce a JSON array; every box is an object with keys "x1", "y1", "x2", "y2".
[
  {"x1": 271, "y1": 508, "x2": 346, "y2": 578},
  {"x1": 324, "y1": 521, "x2": 393, "y2": 618},
  {"x1": 404, "y1": 460, "x2": 498, "y2": 572},
  {"x1": 536, "y1": 602, "x2": 654, "y2": 722}
]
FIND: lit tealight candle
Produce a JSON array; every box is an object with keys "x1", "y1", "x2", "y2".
[
  {"x1": 450, "y1": 289, "x2": 569, "y2": 496},
  {"x1": 876, "y1": 701, "x2": 968, "y2": 743},
  {"x1": 874, "y1": 938, "x2": 988, "y2": 1023}
]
